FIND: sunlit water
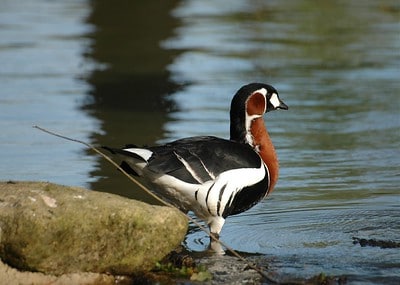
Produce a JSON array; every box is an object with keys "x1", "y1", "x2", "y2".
[{"x1": 1, "y1": 0, "x2": 399, "y2": 283}]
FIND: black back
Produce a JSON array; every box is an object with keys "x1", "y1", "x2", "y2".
[{"x1": 146, "y1": 136, "x2": 263, "y2": 184}]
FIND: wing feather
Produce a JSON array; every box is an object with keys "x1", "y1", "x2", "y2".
[
  {"x1": 104, "y1": 136, "x2": 270, "y2": 221},
  {"x1": 146, "y1": 136, "x2": 262, "y2": 183}
]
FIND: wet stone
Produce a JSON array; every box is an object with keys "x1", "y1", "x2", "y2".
[{"x1": 352, "y1": 237, "x2": 400, "y2": 249}]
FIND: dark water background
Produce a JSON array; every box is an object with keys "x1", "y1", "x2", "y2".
[{"x1": 1, "y1": 1, "x2": 399, "y2": 283}]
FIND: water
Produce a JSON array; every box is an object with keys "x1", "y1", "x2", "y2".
[
  {"x1": 1, "y1": 0, "x2": 399, "y2": 283},
  {"x1": 0, "y1": 0, "x2": 99, "y2": 186}
]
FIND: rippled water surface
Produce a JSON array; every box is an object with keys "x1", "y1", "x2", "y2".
[{"x1": 1, "y1": 1, "x2": 399, "y2": 283}]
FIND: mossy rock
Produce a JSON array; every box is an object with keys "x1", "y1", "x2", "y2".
[{"x1": 0, "y1": 181, "x2": 187, "y2": 275}]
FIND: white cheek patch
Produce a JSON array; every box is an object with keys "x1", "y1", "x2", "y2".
[{"x1": 269, "y1": 93, "x2": 280, "y2": 108}]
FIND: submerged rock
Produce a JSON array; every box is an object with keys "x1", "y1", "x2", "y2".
[{"x1": 0, "y1": 181, "x2": 187, "y2": 275}]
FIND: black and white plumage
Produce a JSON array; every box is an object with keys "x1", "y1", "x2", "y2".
[{"x1": 104, "y1": 83, "x2": 288, "y2": 241}]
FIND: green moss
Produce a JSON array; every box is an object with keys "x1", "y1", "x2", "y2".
[
  {"x1": 306, "y1": 272, "x2": 347, "y2": 285},
  {"x1": 153, "y1": 261, "x2": 212, "y2": 281},
  {"x1": 0, "y1": 181, "x2": 188, "y2": 275}
]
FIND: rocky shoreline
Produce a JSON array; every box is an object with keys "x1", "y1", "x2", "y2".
[
  {"x1": 0, "y1": 181, "x2": 353, "y2": 284},
  {"x1": 0, "y1": 181, "x2": 271, "y2": 285}
]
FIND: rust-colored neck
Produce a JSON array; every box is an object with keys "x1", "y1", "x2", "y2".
[{"x1": 250, "y1": 117, "x2": 279, "y2": 193}]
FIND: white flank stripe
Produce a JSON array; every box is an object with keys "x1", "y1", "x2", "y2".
[
  {"x1": 198, "y1": 163, "x2": 266, "y2": 216},
  {"x1": 196, "y1": 154, "x2": 216, "y2": 180},
  {"x1": 124, "y1": 148, "x2": 153, "y2": 161},
  {"x1": 173, "y1": 151, "x2": 204, "y2": 184}
]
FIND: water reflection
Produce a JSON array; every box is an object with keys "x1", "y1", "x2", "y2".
[{"x1": 85, "y1": 0, "x2": 181, "y2": 201}]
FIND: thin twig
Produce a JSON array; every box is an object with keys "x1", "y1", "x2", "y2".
[
  {"x1": 33, "y1": 125, "x2": 172, "y2": 207},
  {"x1": 33, "y1": 125, "x2": 281, "y2": 283}
]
